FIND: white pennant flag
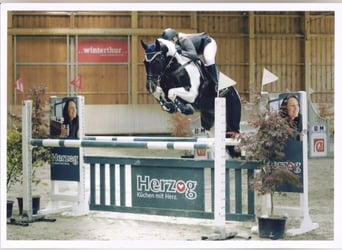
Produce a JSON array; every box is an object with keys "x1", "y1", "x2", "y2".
[
  {"x1": 262, "y1": 68, "x2": 278, "y2": 86},
  {"x1": 218, "y1": 72, "x2": 236, "y2": 90},
  {"x1": 309, "y1": 87, "x2": 315, "y2": 95}
]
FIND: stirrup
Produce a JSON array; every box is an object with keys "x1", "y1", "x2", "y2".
[{"x1": 219, "y1": 87, "x2": 231, "y2": 97}]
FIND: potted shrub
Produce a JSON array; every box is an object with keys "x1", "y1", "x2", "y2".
[
  {"x1": 239, "y1": 95, "x2": 302, "y2": 239},
  {"x1": 6, "y1": 128, "x2": 22, "y2": 218},
  {"x1": 7, "y1": 86, "x2": 51, "y2": 217}
]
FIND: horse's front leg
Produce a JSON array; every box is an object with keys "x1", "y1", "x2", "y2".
[
  {"x1": 150, "y1": 85, "x2": 177, "y2": 114},
  {"x1": 151, "y1": 85, "x2": 164, "y2": 99},
  {"x1": 146, "y1": 76, "x2": 158, "y2": 94}
]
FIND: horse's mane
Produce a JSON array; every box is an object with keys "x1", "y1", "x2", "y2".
[
  {"x1": 156, "y1": 38, "x2": 194, "y2": 66},
  {"x1": 156, "y1": 38, "x2": 177, "y2": 56}
]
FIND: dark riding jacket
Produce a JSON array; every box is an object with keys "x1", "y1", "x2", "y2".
[
  {"x1": 177, "y1": 32, "x2": 212, "y2": 60},
  {"x1": 63, "y1": 115, "x2": 79, "y2": 139}
]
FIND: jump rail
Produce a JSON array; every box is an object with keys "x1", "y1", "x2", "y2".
[
  {"x1": 31, "y1": 137, "x2": 240, "y2": 150},
  {"x1": 84, "y1": 135, "x2": 241, "y2": 145},
  {"x1": 30, "y1": 138, "x2": 213, "y2": 150}
]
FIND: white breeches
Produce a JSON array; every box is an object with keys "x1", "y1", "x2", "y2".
[{"x1": 203, "y1": 39, "x2": 217, "y2": 66}]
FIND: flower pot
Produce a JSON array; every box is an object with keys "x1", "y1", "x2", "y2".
[
  {"x1": 7, "y1": 200, "x2": 14, "y2": 218},
  {"x1": 17, "y1": 195, "x2": 41, "y2": 215},
  {"x1": 257, "y1": 216, "x2": 287, "y2": 240}
]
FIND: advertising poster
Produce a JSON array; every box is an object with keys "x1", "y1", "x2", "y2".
[
  {"x1": 78, "y1": 38, "x2": 129, "y2": 63},
  {"x1": 131, "y1": 166, "x2": 204, "y2": 211},
  {"x1": 50, "y1": 97, "x2": 80, "y2": 181},
  {"x1": 269, "y1": 93, "x2": 304, "y2": 193}
]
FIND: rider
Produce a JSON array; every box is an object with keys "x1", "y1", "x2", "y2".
[{"x1": 161, "y1": 28, "x2": 219, "y2": 115}]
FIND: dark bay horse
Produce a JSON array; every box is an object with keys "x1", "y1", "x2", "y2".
[{"x1": 141, "y1": 38, "x2": 241, "y2": 157}]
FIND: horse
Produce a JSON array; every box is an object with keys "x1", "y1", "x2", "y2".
[{"x1": 141, "y1": 38, "x2": 242, "y2": 157}]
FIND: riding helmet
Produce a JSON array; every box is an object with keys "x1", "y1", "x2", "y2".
[{"x1": 162, "y1": 28, "x2": 178, "y2": 40}]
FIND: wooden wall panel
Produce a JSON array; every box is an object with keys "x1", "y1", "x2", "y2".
[
  {"x1": 12, "y1": 12, "x2": 70, "y2": 28},
  {"x1": 197, "y1": 12, "x2": 248, "y2": 34},
  {"x1": 216, "y1": 37, "x2": 248, "y2": 63},
  {"x1": 74, "y1": 12, "x2": 131, "y2": 28},
  {"x1": 16, "y1": 37, "x2": 67, "y2": 63},
  {"x1": 309, "y1": 13, "x2": 334, "y2": 34},
  {"x1": 308, "y1": 12, "x2": 335, "y2": 103},
  {"x1": 255, "y1": 12, "x2": 304, "y2": 34},
  {"x1": 255, "y1": 37, "x2": 304, "y2": 93},
  {"x1": 16, "y1": 66, "x2": 67, "y2": 96},
  {"x1": 138, "y1": 12, "x2": 192, "y2": 29},
  {"x1": 309, "y1": 37, "x2": 334, "y2": 103},
  {"x1": 82, "y1": 93, "x2": 128, "y2": 105},
  {"x1": 308, "y1": 12, "x2": 334, "y2": 103},
  {"x1": 78, "y1": 65, "x2": 129, "y2": 105},
  {"x1": 8, "y1": 11, "x2": 334, "y2": 108},
  {"x1": 215, "y1": 37, "x2": 248, "y2": 97},
  {"x1": 197, "y1": 12, "x2": 249, "y2": 98}
]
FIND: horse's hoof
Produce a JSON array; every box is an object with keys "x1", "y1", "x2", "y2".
[
  {"x1": 178, "y1": 105, "x2": 194, "y2": 115},
  {"x1": 162, "y1": 102, "x2": 177, "y2": 113},
  {"x1": 174, "y1": 98, "x2": 194, "y2": 115},
  {"x1": 181, "y1": 107, "x2": 194, "y2": 115}
]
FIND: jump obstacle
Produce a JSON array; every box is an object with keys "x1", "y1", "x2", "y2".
[{"x1": 20, "y1": 93, "x2": 318, "y2": 238}]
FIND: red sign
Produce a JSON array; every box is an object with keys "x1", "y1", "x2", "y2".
[
  {"x1": 78, "y1": 38, "x2": 129, "y2": 63},
  {"x1": 195, "y1": 149, "x2": 208, "y2": 159},
  {"x1": 313, "y1": 138, "x2": 325, "y2": 152}
]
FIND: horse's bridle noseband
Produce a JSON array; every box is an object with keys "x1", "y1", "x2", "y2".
[
  {"x1": 144, "y1": 46, "x2": 195, "y2": 95},
  {"x1": 144, "y1": 50, "x2": 178, "y2": 84}
]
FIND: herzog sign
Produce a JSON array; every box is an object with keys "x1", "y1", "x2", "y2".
[
  {"x1": 132, "y1": 166, "x2": 204, "y2": 210},
  {"x1": 51, "y1": 147, "x2": 80, "y2": 181},
  {"x1": 78, "y1": 38, "x2": 129, "y2": 63}
]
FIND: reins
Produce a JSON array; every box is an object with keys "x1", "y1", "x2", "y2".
[{"x1": 144, "y1": 49, "x2": 196, "y2": 85}]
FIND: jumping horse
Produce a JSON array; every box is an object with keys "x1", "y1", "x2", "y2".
[{"x1": 141, "y1": 38, "x2": 242, "y2": 157}]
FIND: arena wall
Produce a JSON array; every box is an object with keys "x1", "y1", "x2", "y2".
[{"x1": 7, "y1": 11, "x2": 334, "y2": 134}]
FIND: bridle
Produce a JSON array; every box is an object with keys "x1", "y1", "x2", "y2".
[
  {"x1": 143, "y1": 42, "x2": 197, "y2": 95},
  {"x1": 143, "y1": 50, "x2": 176, "y2": 85}
]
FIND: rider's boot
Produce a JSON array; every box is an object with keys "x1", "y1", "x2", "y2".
[
  {"x1": 207, "y1": 64, "x2": 224, "y2": 96},
  {"x1": 174, "y1": 97, "x2": 194, "y2": 115},
  {"x1": 206, "y1": 64, "x2": 219, "y2": 85}
]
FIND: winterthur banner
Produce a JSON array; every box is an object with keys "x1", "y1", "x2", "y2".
[{"x1": 78, "y1": 38, "x2": 129, "y2": 63}]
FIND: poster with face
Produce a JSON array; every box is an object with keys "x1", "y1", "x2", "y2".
[
  {"x1": 269, "y1": 93, "x2": 302, "y2": 133},
  {"x1": 268, "y1": 92, "x2": 304, "y2": 193},
  {"x1": 50, "y1": 97, "x2": 78, "y2": 139},
  {"x1": 49, "y1": 97, "x2": 80, "y2": 181}
]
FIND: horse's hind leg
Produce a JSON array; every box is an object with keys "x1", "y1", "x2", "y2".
[
  {"x1": 225, "y1": 87, "x2": 242, "y2": 158},
  {"x1": 200, "y1": 110, "x2": 214, "y2": 131},
  {"x1": 225, "y1": 87, "x2": 241, "y2": 133}
]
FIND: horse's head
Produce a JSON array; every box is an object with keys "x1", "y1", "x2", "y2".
[{"x1": 141, "y1": 38, "x2": 177, "y2": 93}]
